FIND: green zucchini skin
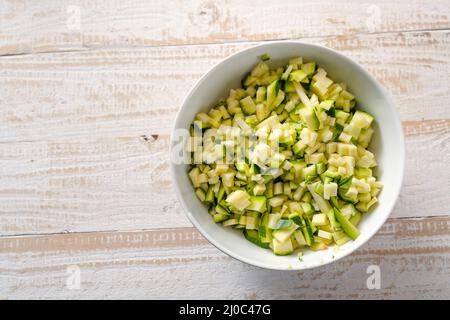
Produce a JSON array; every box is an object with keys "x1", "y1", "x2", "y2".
[{"x1": 188, "y1": 55, "x2": 381, "y2": 256}]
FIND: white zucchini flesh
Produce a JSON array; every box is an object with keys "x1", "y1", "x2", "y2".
[{"x1": 187, "y1": 54, "x2": 382, "y2": 256}]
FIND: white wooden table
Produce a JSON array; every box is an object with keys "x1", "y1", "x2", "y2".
[{"x1": 1, "y1": 0, "x2": 450, "y2": 299}]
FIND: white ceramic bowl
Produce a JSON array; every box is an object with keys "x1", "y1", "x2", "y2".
[{"x1": 170, "y1": 41, "x2": 404, "y2": 270}]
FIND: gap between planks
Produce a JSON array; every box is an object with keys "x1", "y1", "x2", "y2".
[
  {"x1": 1, "y1": 27, "x2": 450, "y2": 59},
  {"x1": 1, "y1": 215, "x2": 449, "y2": 253},
  {"x1": 0, "y1": 0, "x2": 449, "y2": 55},
  {"x1": 0, "y1": 118, "x2": 447, "y2": 144},
  {"x1": 1, "y1": 214, "x2": 450, "y2": 299}
]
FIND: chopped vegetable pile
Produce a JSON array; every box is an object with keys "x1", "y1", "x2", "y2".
[{"x1": 186, "y1": 54, "x2": 382, "y2": 256}]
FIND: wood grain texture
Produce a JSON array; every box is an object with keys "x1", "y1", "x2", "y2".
[
  {"x1": 1, "y1": 216, "x2": 450, "y2": 299},
  {"x1": 1, "y1": 1, "x2": 450, "y2": 300},
  {"x1": 0, "y1": 118, "x2": 449, "y2": 236},
  {"x1": 1, "y1": 31, "x2": 449, "y2": 142},
  {"x1": 0, "y1": 31, "x2": 449, "y2": 235},
  {"x1": 0, "y1": 0, "x2": 449, "y2": 55}
]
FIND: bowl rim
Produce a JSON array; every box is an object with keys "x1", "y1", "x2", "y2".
[{"x1": 170, "y1": 40, "x2": 405, "y2": 271}]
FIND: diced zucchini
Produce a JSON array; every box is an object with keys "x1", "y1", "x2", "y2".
[
  {"x1": 285, "y1": 81, "x2": 297, "y2": 94},
  {"x1": 195, "y1": 188, "x2": 206, "y2": 202},
  {"x1": 297, "y1": 104, "x2": 320, "y2": 130},
  {"x1": 323, "y1": 182, "x2": 338, "y2": 200},
  {"x1": 294, "y1": 229, "x2": 307, "y2": 246},
  {"x1": 205, "y1": 186, "x2": 215, "y2": 203},
  {"x1": 339, "y1": 185, "x2": 358, "y2": 204},
  {"x1": 349, "y1": 211, "x2": 362, "y2": 226},
  {"x1": 281, "y1": 65, "x2": 293, "y2": 80},
  {"x1": 312, "y1": 76, "x2": 333, "y2": 99},
  {"x1": 251, "y1": 61, "x2": 269, "y2": 77},
  {"x1": 223, "y1": 218, "x2": 238, "y2": 227},
  {"x1": 188, "y1": 55, "x2": 381, "y2": 256},
  {"x1": 310, "y1": 242, "x2": 328, "y2": 251},
  {"x1": 340, "y1": 203, "x2": 357, "y2": 219},
  {"x1": 351, "y1": 110, "x2": 374, "y2": 130},
  {"x1": 273, "y1": 181, "x2": 283, "y2": 195},
  {"x1": 271, "y1": 90, "x2": 286, "y2": 110},
  {"x1": 226, "y1": 190, "x2": 251, "y2": 211},
  {"x1": 255, "y1": 103, "x2": 270, "y2": 121},
  {"x1": 266, "y1": 80, "x2": 280, "y2": 108},
  {"x1": 318, "y1": 229, "x2": 333, "y2": 240},
  {"x1": 272, "y1": 238, "x2": 294, "y2": 255},
  {"x1": 301, "y1": 202, "x2": 313, "y2": 216},
  {"x1": 244, "y1": 229, "x2": 270, "y2": 248},
  {"x1": 356, "y1": 197, "x2": 378, "y2": 212},
  {"x1": 288, "y1": 212, "x2": 303, "y2": 226},
  {"x1": 289, "y1": 57, "x2": 303, "y2": 67},
  {"x1": 240, "y1": 96, "x2": 256, "y2": 115},
  {"x1": 316, "y1": 163, "x2": 327, "y2": 175},
  {"x1": 247, "y1": 196, "x2": 267, "y2": 212},
  {"x1": 256, "y1": 86, "x2": 267, "y2": 103},
  {"x1": 307, "y1": 182, "x2": 332, "y2": 214},
  {"x1": 312, "y1": 213, "x2": 327, "y2": 226},
  {"x1": 293, "y1": 140, "x2": 307, "y2": 155},
  {"x1": 272, "y1": 223, "x2": 299, "y2": 242},
  {"x1": 253, "y1": 183, "x2": 266, "y2": 196},
  {"x1": 293, "y1": 185, "x2": 306, "y2": 201},
  {"x1": 269, "y1": 196, "x2": 286, "y2": 207},
  {"x1": 259, "y1": 213, "x2": 273, "y2": 242},
  {"x1": 289, "y1": 70, "x2": 308, "y2": 82},
  {"x1": 214, "y1": 211, "x2": 231, "y2": 223},
  {"x1": 267, "y1": 213, "x2": 281, "y2": 229},
  {"x1": 261, "y1": 53, "x2": 270, "y2": 61},
  {"x1": 301, "y1": 217, "x2": 314, "y2": 246},
  {"x1": 246, "y1": 211, "x2": 259, "y2": 229},
  {"x1": 319, "y1": 100, "x2": 334, "y2": 111},
  {"x1": 275, "y1": 218, "x2": 291, "y2": 228},
  {"x1": 301, "y1": 62, "x2": 316, "y2": 76},
  {"x1": 217, "y1": 185, "x2": 225, "y2": 203},
  {"x1": 333, "y1": 207, "x2": 360, "y2": 240},
  {"x1": 358, "y1": 127, "x2": 374, "y2": 148}
]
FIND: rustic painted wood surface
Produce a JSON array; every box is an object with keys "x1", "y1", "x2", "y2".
[{"x1": 0, "y1": 0, "x2": 449, "y2": 299}]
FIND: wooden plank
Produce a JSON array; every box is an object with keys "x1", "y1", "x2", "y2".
[
  {"x1": 0, "y1": 31, "x2": 449, "y2": 235},
  {"x1": 0, "y1": 31, "x2": 449, "y2": 143},
  {"x1": 0, "y1": 135, "x2": 188, "y2": 235},
  {"x1": 0, "y1": 118, "x2": 449, "y2": 235},
  {"x1": 1, "y1": 216, "x2": 449, "y2": 299},
  {"x1": 398, "y1": 119, "x2": 450, "y2": 217},
  {"x1": 0, "y1": 0, "x2": 449, "y2": 55}
]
